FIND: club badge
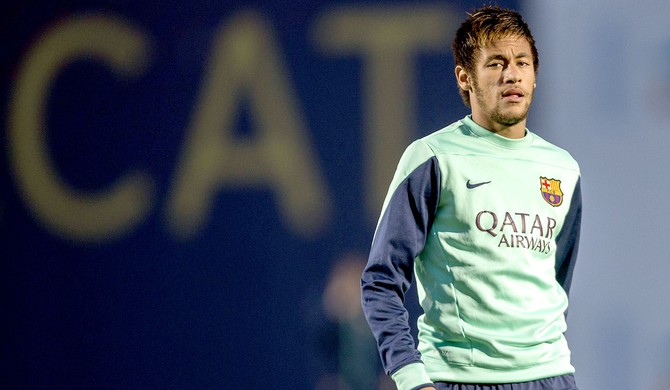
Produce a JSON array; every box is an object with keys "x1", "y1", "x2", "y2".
[{"x1": 540, "y1": 177, "x2": 563, "y2": 207}]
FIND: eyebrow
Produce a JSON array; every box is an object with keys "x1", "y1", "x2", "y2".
[{"x1": 485, "y1": 52, "x2": 532, "y2": 62}]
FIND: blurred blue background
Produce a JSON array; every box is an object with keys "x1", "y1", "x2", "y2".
[{"x1": 1, "y1": 1, "x2": 668, "y2": 389}]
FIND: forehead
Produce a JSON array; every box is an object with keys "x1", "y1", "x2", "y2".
[{"x1": 478, "y1": 36, "x2": 532, "y2": 58}]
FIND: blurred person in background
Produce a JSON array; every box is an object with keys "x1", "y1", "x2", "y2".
[{"x1": 314, "y1": 252, "x2": 395, "y2": 390}]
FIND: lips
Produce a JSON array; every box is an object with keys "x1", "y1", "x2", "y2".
[
  {"x1": 502, "y1": 88, "x2": 525, "y2": 102},
  {"x1": 502, "y1": 88, "x2": 524, "y2": 98}
]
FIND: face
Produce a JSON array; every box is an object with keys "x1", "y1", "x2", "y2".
[{"x1": 458, "y1": 36, "x2": 536, "y2": 136}]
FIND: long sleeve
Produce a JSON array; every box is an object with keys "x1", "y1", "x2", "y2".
[
  {"x1": 554, "y1": 177, "x2": 582, "y2": 296},
  {"x1": 361, "y1": 141, "x2": 440, "y2": 389}
]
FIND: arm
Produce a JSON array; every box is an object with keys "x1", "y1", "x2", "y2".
[
  {"x1": 554, "y1": 177, "x2": 582, "y2": 296},
  {"x1": 361, "y1": 142, "x2": 440, "y2": 390}
]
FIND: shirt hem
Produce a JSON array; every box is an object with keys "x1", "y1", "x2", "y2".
[{"x1": 424, "y1": 355, "x2": 574, "y2": 384}]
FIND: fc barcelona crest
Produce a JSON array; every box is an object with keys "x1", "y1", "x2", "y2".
[{"x1": 540, "y1": 177, "x2": 563, "y2": 207}]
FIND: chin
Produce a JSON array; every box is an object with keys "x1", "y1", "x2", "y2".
[
  {"x1": 493, "y1": 112, "x2": 528, "y2": 127},
  {"x1": 500, "y1": 107, "x2": 529, "y2": 122}
]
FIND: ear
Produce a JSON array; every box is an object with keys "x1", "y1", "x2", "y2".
[{"x1": 455, "y1": 65, "x2": 471, "y2": 92}]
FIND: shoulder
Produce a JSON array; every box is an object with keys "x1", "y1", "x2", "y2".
[
  {"x1": 392, "y1": 138, "x2": 438, "y2": 186},
  {"x1": 413, "y1": 119, "x2": 471, "y2": 155},
  {"x1": 421, "y1": 119, "x2": 469, "y2": 144},
  {"x1": 390, "y1": 121, "x2": 467, "y2": 183},
  {"x1": 399, "y1": 120, "x2": 466, "y2": 163},
  {"x1": 529, "y1": 132, "x2": 580, "y2": 173}
]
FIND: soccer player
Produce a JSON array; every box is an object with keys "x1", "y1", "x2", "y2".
[{"x1": 361, "y1": 6, "x2": 581, "y2": 390}]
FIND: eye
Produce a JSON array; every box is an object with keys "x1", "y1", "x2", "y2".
[{"x1": 487, "y1": 62, "x2": 503, "y2": 68}]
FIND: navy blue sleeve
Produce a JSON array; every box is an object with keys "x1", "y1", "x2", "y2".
[
  {"x1": 554, "y1": 177, "x2": 582, "y2": 296},
  {"x1": 361, "y1": 157, "x2": 440, "y2": 375}
]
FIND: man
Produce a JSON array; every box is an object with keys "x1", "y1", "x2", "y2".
[{"x1": 361, "y1": 6, "x2": 581, "y2": 390}]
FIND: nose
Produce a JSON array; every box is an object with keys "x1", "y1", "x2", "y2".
[{"x1": 502, "y1": 65, "x2": 521, "y2": 84}]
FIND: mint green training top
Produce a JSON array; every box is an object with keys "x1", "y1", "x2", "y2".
[{"x1": 361, "y1": 116, "x2": 582, "y2": 390}]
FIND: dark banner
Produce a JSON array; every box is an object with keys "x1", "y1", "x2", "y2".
[{"x1": 1, "y1": 1, "x2": 517, "y2": 388}]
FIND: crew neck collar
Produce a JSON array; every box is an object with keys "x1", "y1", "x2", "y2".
[{"x1": 463, "y1": 115, "x2": 534, "y2": 150}]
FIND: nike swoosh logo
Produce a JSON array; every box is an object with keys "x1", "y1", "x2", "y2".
[{"x1": 466, "y1": 180, "x2": 491, "y2": 189}]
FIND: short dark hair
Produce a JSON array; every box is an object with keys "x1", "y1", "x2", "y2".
[{"x1": 452, "y1": 6, "x2": 539, "y2": 106}]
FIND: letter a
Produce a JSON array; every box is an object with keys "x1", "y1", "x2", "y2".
[{"x1": 167, "y1": 11, "x2": 331, "y2": 239}]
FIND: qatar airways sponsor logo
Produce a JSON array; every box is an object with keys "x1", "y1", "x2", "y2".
[{"x1": 475, "y1": 211, "x2": 557, "y2": 254}]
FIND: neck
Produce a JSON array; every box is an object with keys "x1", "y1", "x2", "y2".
[{"x1": 471, "y1": 112, "x2": 527, "y2": 139}]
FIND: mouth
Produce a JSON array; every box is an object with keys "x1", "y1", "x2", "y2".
[{"x1": 502, "y1": 88, "x2": 525, "y2": 101}]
